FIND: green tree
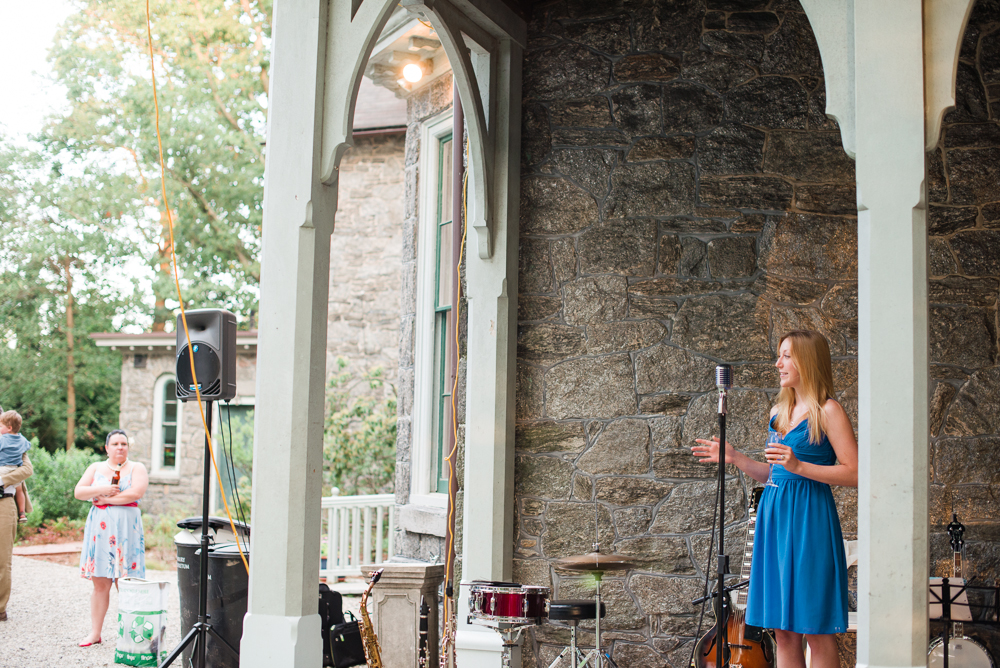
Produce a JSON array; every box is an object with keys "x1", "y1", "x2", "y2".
[
  {"x1": 43, "y1": 0, "x2": 272, "y2": 328},
  {"x1": 0, "y1": 140, "x2": 135, "y2": 451}
]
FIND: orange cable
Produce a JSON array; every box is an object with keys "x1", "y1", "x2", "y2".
[
  {"x1": 144, "y1": 0, "x2": 249, "y2": 575},
  {"x1": 443, "y1": 140, "x2": 469, "y2": 623}
]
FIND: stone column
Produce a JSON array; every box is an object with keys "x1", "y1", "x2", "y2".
[
  {"x1": 369, "y1": 563, "x2": 445, "y2": 668},
  {"x1": 240, "y1": 0, "x2": 336, "y2": 665},
  {"x1": 854, "y1": 2, "x2": 929, "y2": 667}
]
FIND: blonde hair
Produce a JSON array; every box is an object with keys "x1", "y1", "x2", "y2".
[
  {"x1": 773, "y1": 330, "x2": 836, "y2": 444},
  {"x1": 0, "y1": 410, "x2": 22, "y2": 434}
]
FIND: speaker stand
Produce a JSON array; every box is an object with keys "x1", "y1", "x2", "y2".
[{"x1": 159, "y1": 401, "x2": 239, "y2": 667}]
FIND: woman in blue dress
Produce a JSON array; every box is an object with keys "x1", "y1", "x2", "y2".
[
  {"x1": 74, "y1": 429, "x2": 149, "y2": 647},
  {"x1": 692, "y1": 330, "x2": 858, "y2": 668}
]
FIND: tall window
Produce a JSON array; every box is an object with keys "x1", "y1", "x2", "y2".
[
  {"x1": 412, "y1": 113, "x2": 456, "y2": 507},
  {"x1": 432, "y1": 133, "x2": 454, "y2": 494},
  {"x1": 152, "y1": 374, "x2": 182, "y2": 476}
]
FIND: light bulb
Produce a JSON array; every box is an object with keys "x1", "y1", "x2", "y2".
[{"x1": 402, "y1": 63, "x2": 423, "y2": 83}]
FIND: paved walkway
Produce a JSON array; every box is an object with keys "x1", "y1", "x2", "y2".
[{"x1": 0, "y1": 556, "x2": 180, "y2": 668}]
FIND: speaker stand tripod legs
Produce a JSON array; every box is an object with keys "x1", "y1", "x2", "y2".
[{"x1": 159, "y1": 401, "x2": 238, "y2": 668}]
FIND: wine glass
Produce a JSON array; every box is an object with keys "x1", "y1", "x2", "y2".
[{"x1": 765, "y1": 430, "x2": 782, "y2": 488}]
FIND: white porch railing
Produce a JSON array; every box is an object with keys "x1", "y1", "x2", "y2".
[{"x1": 320, "y1": 492, "x2": 395, "y2": 579}]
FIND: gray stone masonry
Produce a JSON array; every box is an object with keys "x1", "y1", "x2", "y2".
[
  {"x1": 510, "y1": 1, "x2": 1000, "y2": 666},
  {"x1": 928, "y1": 3, "x2": 1000, "y2": 662},
  {"x1": 328, "y1": 133, "x2": 405, "y2": 391}
]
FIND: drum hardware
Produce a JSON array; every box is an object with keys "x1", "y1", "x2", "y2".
[
  {"x1": 553, "y1": 552, "x2": 637, "y2": 668},
  {"x1": 467, "y1": 581, "x2": 550, "y2": 667}
]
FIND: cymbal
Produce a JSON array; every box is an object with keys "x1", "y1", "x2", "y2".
[{"x1": 554, "y1": 552, "x2": 637, "y2": 572}]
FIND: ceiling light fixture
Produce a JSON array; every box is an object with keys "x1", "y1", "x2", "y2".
[{"x1": 402, "y1": 62, "x2": 424, "y2": 83}]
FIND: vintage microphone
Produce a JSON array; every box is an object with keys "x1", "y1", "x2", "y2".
[{"x1": 715, "y1": 364, "x2": 732, "y2": 668}]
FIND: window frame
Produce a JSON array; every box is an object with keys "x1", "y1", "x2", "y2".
[
  {"x1": 151, "y1": 373, "x2": 183, "y2": 479},
  {"x1": 209, "y1": 396, "x2": 255, "y2": 516},
  {"x1": 411, "y1": 110, "x2": 455, "y2": 509}
]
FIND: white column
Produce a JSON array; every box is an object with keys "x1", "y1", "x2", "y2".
[
  {"x1": 455, "y1": 38, "x2": 524, "y2": 668},
  {"x1": 855, "y1": 2, "x2": 929, "y2": 668},
  {"x1": 241, "y1": 0, "x2": 335, "y2": 665}
]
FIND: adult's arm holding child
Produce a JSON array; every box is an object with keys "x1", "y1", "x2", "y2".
[{"x1": 1, "y1": 454, "x2": 32, "y2": 488}]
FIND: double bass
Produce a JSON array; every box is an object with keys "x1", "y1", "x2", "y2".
[{"x1": 694, "y1": 488, "x2": 775, "y2": 668}]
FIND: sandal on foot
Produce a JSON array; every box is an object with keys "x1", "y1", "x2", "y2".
[
  {"x1": 78, "y1": 638, "x2": 101, "y2": 647},
  {"x1": 17, "y1": 513, "x2": 26, "y2": 524}
]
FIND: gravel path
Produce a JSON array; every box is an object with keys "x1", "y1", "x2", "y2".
[
  {"x1": 0, "y1": 557, "x2": 180, "y2": 668},
  {"x1": 0, "y1": 556, "x2": 363, "y2": 667}
]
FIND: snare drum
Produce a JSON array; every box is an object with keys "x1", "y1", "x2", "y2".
[{"x1": 468, "y1": 581, "x2": 549, "y2": 626}]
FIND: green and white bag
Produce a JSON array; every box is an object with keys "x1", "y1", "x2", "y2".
[{"x1": 115, "y1": 578, "x2": 170, "y2": 667}]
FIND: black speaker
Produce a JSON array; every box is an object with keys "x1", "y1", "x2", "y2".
[{"x1": 175, "y1": 309, "x2": 237, "y2": 402}]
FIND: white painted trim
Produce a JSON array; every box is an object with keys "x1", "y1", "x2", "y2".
[
  {"x1": 151, "y1": 373, "x2": 182, "y2": 479},
  {"x1": 411, "y1": 110, "x2": 455, "y2": 506}
]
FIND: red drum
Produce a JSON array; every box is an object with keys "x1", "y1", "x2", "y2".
[{"x1": 468, "y1": 581, "x2": 549, "y2": 626}]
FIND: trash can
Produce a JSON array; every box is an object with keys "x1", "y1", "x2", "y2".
[{"x1": 174, "y1": 517, "x2": 250, "y2": 668}]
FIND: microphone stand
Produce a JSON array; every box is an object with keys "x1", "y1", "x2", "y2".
[{"x1": 715, "y1": 366, "x2": 732, "y2": 668}]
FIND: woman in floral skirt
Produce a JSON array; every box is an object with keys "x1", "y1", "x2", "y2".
[{"x1": 74, "y1": 429, "x2": 148, "y2": 647}]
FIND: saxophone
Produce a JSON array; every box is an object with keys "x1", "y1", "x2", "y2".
[{"x1": 359, "y1": 569, "x2": 385, "y2": 668}]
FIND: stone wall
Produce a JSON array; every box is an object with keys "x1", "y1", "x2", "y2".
[
  {"x1": 118, "y1": 350, "x2": 257, "y2": 520},
  {"x1": 328, "y1": 133, "x2": 406, "y2": 389},
  {"x1": 928, "y1": 1, "x2": 1000, "y2": 659},
  {"x1": 515, "y1": 1, "x2": 859, "y2": 666},
  {"x1": 394, "y1": 73, "x2": 463, "y2": 562}
]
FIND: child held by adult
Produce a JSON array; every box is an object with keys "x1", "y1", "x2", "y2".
[{"x1": 0, "y1": 411, "x2": 32, "y2": 523}]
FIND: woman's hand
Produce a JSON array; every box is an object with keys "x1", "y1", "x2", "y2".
[
  {"x1": 100, "y1": 484, "x2": 120, "y2": 497},
  {"x1": 765, "y1": 443, "x2": 800, "y2": 473},
  {"x1": 692, "y1": 436, "x2": 736, "y2": 464}
]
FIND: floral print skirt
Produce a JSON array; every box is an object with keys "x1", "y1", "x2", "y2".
[{"x1": 80, "y1": 505, "x2": 146, "y2": 580}]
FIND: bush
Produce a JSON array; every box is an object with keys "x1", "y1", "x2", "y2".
[
  {"x1": 24, "y1": 446, "x2": 102, "y2": 526},
  {"x1": 323, "y1": 359, "x2": 396, "y2": 496}
]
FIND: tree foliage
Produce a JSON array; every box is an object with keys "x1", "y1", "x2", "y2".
[
  {"x1": 0, "y1": 0, "x2": 273, "y2": 449},
  {"x1": 323, "y1": 359, "x2": 397, "y2": 497},
  {"x1": 0, "y1": 142, "x2": 135, "y2": 451},
  {"x1": 43, "y1": 0, "x2": 272, "y2": 326}
]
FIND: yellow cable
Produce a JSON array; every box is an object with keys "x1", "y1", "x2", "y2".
[
  {"x1": 443, "y1": 140, "x2": 469, "y2": 623},
  {"x1": 145, "y1": 0, "x2": 249, "y2": 575}
]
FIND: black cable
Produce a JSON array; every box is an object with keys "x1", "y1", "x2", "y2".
[
  {"x1": 689, "y1": 475, "x2": 724, "y2": 668},
  {"x1": 223, "y1": 402, "x2": 250, "y2": 553},
  {"x1": 220, "y1": 402, "x2": 249, "y2": 554}
]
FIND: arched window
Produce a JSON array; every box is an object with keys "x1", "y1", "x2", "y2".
[{"x1": 152, "y1": 374, "x2": 183, "y2": 477}]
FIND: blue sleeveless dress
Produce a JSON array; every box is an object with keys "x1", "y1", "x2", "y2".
[
  {"x1": 79, "y1": 468, "x2": 146, "y2": 580},
  {"x1": 745, "y1": 417, "x2": 848, "y2": 634}
]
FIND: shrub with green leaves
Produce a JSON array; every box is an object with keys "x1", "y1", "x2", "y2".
[
  {"x1": 24, "y1": 445, "x2": 102, "y2": 526},
  {"x1": 323, "y1": 359, "x2": 397, "y2": 497}
]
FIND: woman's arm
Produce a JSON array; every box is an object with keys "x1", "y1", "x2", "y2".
[
  {"x1": 102, "y1": 463, "x2": 149, "y2": 504},
  {"x1": 774, "y1": 400, "x2": 858, "y2": 487},
  {"x1": 74, "y1": 463, "x2": 118, "y2": 501},
  {"x1": 693, "y1": 407, "x2": 775, "y2": 483}
]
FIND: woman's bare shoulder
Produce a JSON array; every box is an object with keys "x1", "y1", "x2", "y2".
[{"x1": 822, "y1": 398, "x2": 851, "y2": 422}]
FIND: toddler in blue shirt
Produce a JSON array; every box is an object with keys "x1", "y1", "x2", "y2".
[{"x1": 0, "y1": 411, "x2": 31, "y2": 523}]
